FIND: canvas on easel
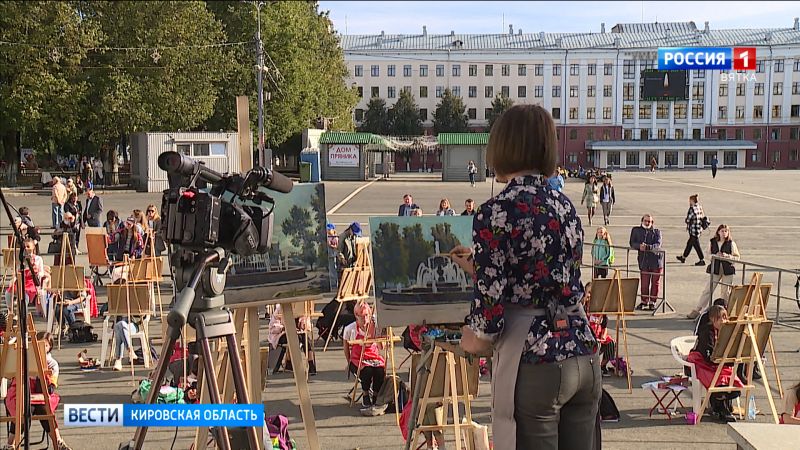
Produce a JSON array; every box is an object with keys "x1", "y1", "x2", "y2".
[
  {"x1": 728, "y1": 284, "x2": 771, "y2": 319},
  {"x1": 49, "y1": 232, "x2": 90, "y2": 348}
]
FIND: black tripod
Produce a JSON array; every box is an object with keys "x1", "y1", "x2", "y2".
[
  {"x1": 120, "y1": 248, "x2": 260, "y2": 450},
  {"x1": 0, "y1": 186, "x2": 40, "y2": 450}
]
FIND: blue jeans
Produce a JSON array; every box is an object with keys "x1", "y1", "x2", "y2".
[
  {"x1": 56, "y1": 303, "x2": 79, "y2": 326},
  {"x1": 114, "y1": 320, "x2": 137, "y2": 359},
  {"x1": 469, "y1": 173, "x2": 476, "y2": 185},
  {"x1": 51, "y1": 203, "x2": 63, "y2": 228}
]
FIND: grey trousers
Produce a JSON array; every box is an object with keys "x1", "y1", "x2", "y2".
[
  {"x1": 514, "y1": 354, "x2": 601, "y2": 450},
  {"x1": 600, "y1": 202, "x2": 613, "y2": 221}
]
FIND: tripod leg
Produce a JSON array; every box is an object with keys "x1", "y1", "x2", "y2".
[
  {"x1": 225, "y1": 332, "x2": 261, "y2": 450},
  {"x1": 198, "y1": 334, "x2": 232, "y2": 450}
]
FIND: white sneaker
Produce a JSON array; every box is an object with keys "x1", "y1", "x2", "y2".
[{"x1": 113, "y1": 359, "x2": 122, "y2": 371}]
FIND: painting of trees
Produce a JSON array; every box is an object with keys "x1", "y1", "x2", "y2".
[
  {"x1": 372, "y1": 222, "x2": 408, "y2": 288},
  {"x1": 430, "y1": 223, "x2": 462, "y2": 254},
  {"x1": 402, "y1": 224, "x2": 434, "y2": 281}
]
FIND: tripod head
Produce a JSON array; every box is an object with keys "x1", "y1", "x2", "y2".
[{"x1": 166, "y1": 247, "x2": 230, "y2": 336}]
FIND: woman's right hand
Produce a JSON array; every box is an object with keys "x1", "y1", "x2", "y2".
[{"x1": 448, "y1": 245, "x2": 474, "y2": 275}]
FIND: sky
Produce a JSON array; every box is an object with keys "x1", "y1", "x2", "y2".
[{"x1": 318, "y1": 1, "x2": 800, "y2": 35}]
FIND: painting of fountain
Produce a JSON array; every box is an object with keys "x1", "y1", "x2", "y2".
[{"x1": 412, "y1": 241, "x2": 469, "y2": 293}]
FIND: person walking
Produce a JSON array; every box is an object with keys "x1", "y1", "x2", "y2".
[
  {"x1": 687, "y1": 224, "x2": 741, "y2": 319},
  {"x1": 397, "y1": 194, "x2": 419, "y2": 216},
  {"x1": 82, "y1": 183, "x2": 103, "y2": 227},
  {"x1": 449, "y1": 104, "x2": 600, "y2": 450},
  {"x1": 51, "y1": 176, "x2": 67, "y2": 228},
  {"x1": 591, "y1": 227, "x2": 614, "y2": 279},
  {"x1": 467, "y1": 160, "x2": 478, "y2": 187},
  {"x1": 461, "y1": 198, "x2": 476, "y2": 216},
  {"x1": 93, "y1": 158, "x2": 105, "y2": 187},
  {"x1": 580, "y1": 175, "x2": 600, "y2": 226},
  {"x1": 711, "y1": 155, "x2": 719, "y2": 179},
  {"x1": 629, "y1": 214, "x2": 664, "y2": 310},
  {"x1": 677, "y1": 194, "x2": 708, "y2": 266},
  {"x1": 547, "y1": 165, "x2": 565, "y2": 192},
  {"x1": 650, "y1": 156, "x2": 657, "y2": 173},
  {"x1": 599, "y1": 176, "x2": 616, "y2": 225},
  {"x1": 435, "y1": 198, "x2": 455, "y2": 216}
]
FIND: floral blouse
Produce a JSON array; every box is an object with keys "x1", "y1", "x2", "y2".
[{"x1": 465, "y1": 174, "x2": 598, "y2": 364}]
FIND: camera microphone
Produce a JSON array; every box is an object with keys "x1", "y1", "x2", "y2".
[{"x1": 248, "y1": 166, "x2": 293, "y2": 194}]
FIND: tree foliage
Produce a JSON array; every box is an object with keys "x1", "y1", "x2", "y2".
[
  {"x1": 430, "y1": 223, "x2": 461, "y2": 254},
  {"x1": 372, "y1": 222, "x2": 408, "y2": 288},
  {"x1": 402, "y1": 224, "x2": 434, "y2": 281},
  {"x1": 432, "y1": 89, "x2": 468, "y2": 134},
  {"x1": 359, "y1": 97, "x2": 390, "y2": 135},
  {"x1": 388, "y1": 90, "x2": 423, "y2": 136},
  {"x1": 487, "y1": 94, "x2": 515, "y2": 130}
]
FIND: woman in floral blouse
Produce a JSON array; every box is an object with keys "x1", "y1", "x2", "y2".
[{"x1": 450, "y1": 104, "x2": 600, "y2": 450}]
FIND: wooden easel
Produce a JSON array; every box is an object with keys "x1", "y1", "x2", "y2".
[
  {"x1": 589, "y1": 269, "x2": 638, "y2": 392},
  {"x1": 0, "y1": 237, "x2": 18, "y2": 293},
  {"x1": 696, "y1": 273, "x2": 780, "y2": 424},
  {"x1": 0, "y1": 314, "x2": 59, "y2": 449},
  {"x1": 134, "y1": 230, "x2": 165, "y2": 318},
  {"x1": 324, "y1": 239, "x2": 374, "y2": 351},
  {"x1": 347, "y1": 323, "x2": 402, "y2": 423},
  {"x1": 50, "y1": 232, "x2": 88, "y2": 349},
  {"x1": 409, "y1": 341, "x2": 479, "y2": 450}
]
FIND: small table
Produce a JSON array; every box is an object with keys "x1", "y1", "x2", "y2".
[
  {"x1": 727, "y1": 423, "x2": 800, "y2": 450},
  {"x1": 641, "y1": 378, "x2": 689, "y2": 419}
]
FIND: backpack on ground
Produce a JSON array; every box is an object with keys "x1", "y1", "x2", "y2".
[
  {"x1": 68, "y1": 321, "x2": 97, "y2": 343},
  {"x1": 599, "y1": 388, "x2": 620, "y2": 422},
  {"x1": 265, "y1": 414, "x2": 297, "y2": 450}
]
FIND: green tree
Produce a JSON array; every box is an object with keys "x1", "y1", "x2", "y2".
[
  {"x1": 359, "y1": 97, "x2": 390, "y2": 135},
  {"x1": 402, "y1": 224, "x2": 434, "y2": 281},
  {"x1": 372, "y1": 222, "x2": 408, "y2": 288},
  {"x1": 281, "y1": 205, "x2": 314, "y2": 250},
  {"x1": 430, "y1": 223, "x2": 462, "y2": 254},
  {"x1": 388, "y1": 90, "x2": 423, "y2": 136},
  {"x1": 432, "y1": 88, "x2": 468, "y2": 134},
  {"x1": 487, "y1": 94, "x2": 515, "y2": 130}
]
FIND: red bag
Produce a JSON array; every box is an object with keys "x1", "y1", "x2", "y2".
[{"x1": 399, "y1": 398, "x2": 413, "y2": 441}]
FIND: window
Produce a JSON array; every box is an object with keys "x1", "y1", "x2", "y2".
[
  {"x1": 790, "y1": 127, "x2": 799, "y2": 140},
  {"x1": 387, "y1": 86, "x2": 396, "y2": 98},
  {"x1": 468, "y1": 86, "x2": 477, "y2": 98},
  {"x1": 570, "y1": 64, "x2": 579, "y2": 76},
  {"x1": 534, "y1": 85, "x2": 544, "y2": 97},
  {"x1": 420, "y1": 109, "x2": 428, "y2": 121},
  {"x1": 452, "y1": 65, "x2": 461, "y2": 77},
  {"x1": 622, "y1": 105, "x2": 633, "y2": 119},
  {"x1": 641, "y1": 129, "x2": 650, "y2": 140},
  {"x1": 692, "y1": 104, "x2": 704, "y2": 119},
  {"x1": 795, "y1": 59, "x2": 800, "y2": 72},
  {"x1": 419, "y1": 86, "x2": 428, "y2": 98},
  {"x1": 692, "y1": 81, "x2": 705, "y2": 98},
  {"x1": 354, "y1": 109, "x2": 364, "y2": 122},
  {"x1": 551, "y1": 107, "x2": 561, "y2": 119},
  {"x1": 623, "y1": 60, "x2": 635, "y2": 79},
  {"x1": 569, "y1": 108, "x2": 578, "y2": 119},
  {"x1": 603, "y1": 107, "x2": 612, "y2": 119},
  {"x1": 587, "y1": 130, "x2": 594, "y2": 140},
  {"x1": 755, "y1": 83, "x2": 764, "y2": 95},
  {"x1": 639, "y1": 104, "x2": 651, "y2": 119},
  {"x1": 626, "y1": 151, "x2": 639, "y2": 166},
  {"x1": 657, "y1": 103, "x2": 668, "y2": 119},
  {"x1": 603, "y1": 129, "x2": 611, "y2": 140},
  {"x1": 552, "y1": 64, "x2": 561, "y2": 76},
  {"x1": 371, "y1": 65, "x2": 379, "y2": 77},
  {"x1": 420, "y1": 65, "x2": 428, "y2": 77},
  {"x1": 750, "y1": 151, "x2": 762, "y2": 162},
  {"x1": 587, "y1": 107, "x2": 595, "y2": 119},
  {"x1": 684, "y1": 151, "x2": 697, "y2": 165},
  {"x1": 603, "y1": 85, "x2": 612, "y2": 97},
  {"x1": 724, "y1": 151, "x2": 737, "y2": 166},
  {"x1": 793, "y1": 82, "x2": 800, "y2": 95},
  {"x1": 569, "y1": 129, "x2": 578, "y2": 139},
  {"x1": 753, "y1": 105, "x2": 763, "y2": 118},
  {"x1": 570, "y1": 85, "x2": 579, "y2": 97},
  {"x1": 773, "y1": 82, "x2": 783, "y2": 95},
  {"x1": 604, "y1": 63, "x2": 613, "y2": 75},
  {"x1": 484, "y1": 108, "x2": 492, "y2": 120},
  {"x1": 772, "y1": 105, "x2": 781, "y2": 118},
  {"x1": 467, "y1": 108, "x2": 476, "y2": 120},
  {"x1": 736, "y1": 106, "x2": 745, "y2": 119},
  {"x1": 501, "y1": 64, "x2": 510, "y2": 76},
  {"x1": 588, "y1": 64, "x2": 596, "y2": 76},
  {"x1": 623, "y1": 129, "x2": 632, "y2": 140},
  {"x1": 675, "y1": 104, "x2": 687, "y2": 119},
  {"x1": 436, "y1": 64, "x2": 445, "y2": 77},
  {"x1": 552, "y1": 85, "x2": 561, "y2": 97},
  {"x1": 402, "y1": 86, "x2": 411, "y2": 94},
  {"x1": 658, "y1": 129, "x2": 667, "y2": 139},
  {"x1": 774, "y1": 59, "x2": 784, "y2": 73},
  {"x1": 675, "y1": 129, "x2": 684, "y2": 139},
  {"x1": 371, "y1": 86, "x2": 379, "y2": 97},
  {"x1": 718, "y1": 106, "x2": 727, "y2": 119},
  {"x1": 736, "y1": 128, "x2": 744, "y2": 140},
  {"x1": 354, "y1": 65, "x2": 363, "y2": 77},
  {"x1": 790, "y1": 150, "x2": 799, "y2": 161},
  {"x1": 693, "y1": 128, "x2": 702, "y2": 140},
  {"x1": 607, "y1": 151, "x2": 620, "y2": 166},
  {"x1": 518, "y1": 64, "x2": 527, "y2": 76},
  {"x1": 792, "y1": 105, "x2": 800, "y2": 117},
  {"x1": 640, "y1": 60, "x2": 655, "y2": 72},
  {"x1": 435, "y1": 86, "x2": 443, "y2": 98},
  {"x1": 567, "y1": 153, "x2": 578, "y2": 163},
  {"x1": 535, "y1": 64, "x2": 543, "y2": 76},
  {"x1": 693, "y1": 69, "x2": 705, "y2": 79},
  {"x1": 753, "y1": 128, "x2": 762, "y2": 140},
  {"x1": 188, "y1": 143, "x2": 213, "y2": 157},
  {"x1": 485, "y1": 65, "x2": 493, "y2": 76},
  {"x1": 469, "y1": 64, "x2": 477, "y2": 76},
  {"x1": 403, "y1": 65, "x2": 412, "y2": 77},
  {"x1": 587, "y1": 86, "x2": 596, "y2": 97},
  {"x1": 755, "y1": 60, "x2": 765, "y2": 73},
  {"x1": 485, "y1": 86, "x2": 494, "y2": 98},
  {"x1": 665, "y1": 151, "x2": 678, "y2": 166},
  {"x1": 501, "y1": 86, "x2": 510, "y2": 97},
  {"x1": 388, "y1": 65, "x2": 396, "y2": 77},
  {"x1": 717, "y1": 129, "x2": 727, "y2": 140},
  {"x1": 623, "y1": 83, "x2": 635, "y2": 101},
  {"x1": 356, "y1": 86, "x2": 363, "y2": 98},
  {"x1": 772, "y1": 151, "x2": 781, "y2": 162},
  {"x1": 719, "y1": 84, "x2": 728, "y2": 96},
  {"x1": 518, "y1": 86, "x2": 526, "y2": 97},
  {"x1": 771, "y1": 128, "x2": 780, "y2": 140},
  {"x1": 733, "y1": 83, "x2": 744, "y2": 96},
  {"x1": 452, "y1": 86, "x2": 461, "y2": 97}
]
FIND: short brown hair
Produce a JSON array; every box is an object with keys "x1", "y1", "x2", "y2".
[
  {"x1": 486, "y1": 104, "x2": 558, "y2": 178},
  {"x1": 689, "y1": 194, "x2": 699, "y2": 202}
]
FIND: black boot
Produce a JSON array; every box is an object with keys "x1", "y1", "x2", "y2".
[{"x1": 308, "y1": 360, "x2": 317, "y2": 376}]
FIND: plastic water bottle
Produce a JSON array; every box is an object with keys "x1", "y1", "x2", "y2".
[{"x1": 747, "y1": 394, "x2": 756, "y2": 420}]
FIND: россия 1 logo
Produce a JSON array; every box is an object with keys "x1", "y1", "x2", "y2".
[{"x1": 658, "y1": 47, "x2": 756, "y2": 71}]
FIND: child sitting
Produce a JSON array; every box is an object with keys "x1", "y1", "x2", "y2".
[
  {"x1": 583, "y1": 282, "x2": 616, "y2": 375},
  {"x1": 267, "y1": 304, "x2": 317, "y2": 375},
  {"x1": 342, "y1": 302, "x2": 385, "y2": 409}
]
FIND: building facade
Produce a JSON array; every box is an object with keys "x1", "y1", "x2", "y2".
[{"x1": 341, "y1": 21, "x2": 800, "y2": 169}]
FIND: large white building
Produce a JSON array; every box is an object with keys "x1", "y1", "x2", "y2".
[{"x1": 341, "y1": 20, "x2": 800, "y2": 169}]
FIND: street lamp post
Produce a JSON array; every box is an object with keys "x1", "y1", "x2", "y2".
[{"x1": 255, "y1": 1, "x2": 266, "y2": 168}]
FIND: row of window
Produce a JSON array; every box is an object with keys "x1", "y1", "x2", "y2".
[
  {"x1": 621, "y1": 59, "x2": 800, "y2": 79},
  {"x1": 353, "y1": 63, "x2": 618, "y2": 78}
]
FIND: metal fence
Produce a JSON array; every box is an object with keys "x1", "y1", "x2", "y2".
[
  {"x1": 582, "y1": 241, "x2": 671, "y2": 315},
  {"x1": 706, "y1": 255, "x2": 800, "y2": 330}
]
